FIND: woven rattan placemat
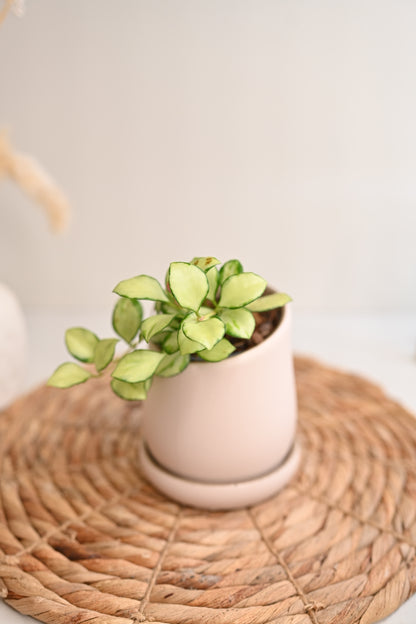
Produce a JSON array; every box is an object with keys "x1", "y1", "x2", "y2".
[{"x1": 0, "y1": 357, "x2": 415, "y2": 624}]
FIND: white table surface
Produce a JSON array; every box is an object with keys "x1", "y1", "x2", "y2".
[{"x1": 1, "y1": 308, "x2": 415, "y2": 623}]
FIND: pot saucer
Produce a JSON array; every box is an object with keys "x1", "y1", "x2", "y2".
[{"x1": 139, "y1": 441, "x2": 301, "y2": 510}]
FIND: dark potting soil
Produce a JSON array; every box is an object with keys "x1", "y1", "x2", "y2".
[
  {"x1": 228, "y1": 306, "x2": 283, "y2": 354},
  {"x1": 189, "y1": 306, "x2": 283, "y2": 362}
]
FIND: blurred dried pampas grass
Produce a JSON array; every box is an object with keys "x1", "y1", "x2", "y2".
[
  {"x1": 1, "y1": 0, "x2": 71, "y2": 233},
  {"x1": 0, "y1": 131, "x2": 71, "y2": 232}
]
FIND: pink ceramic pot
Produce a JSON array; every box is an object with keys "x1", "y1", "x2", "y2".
[{"x1": 140, "y1": 304, "x2": 299, "y2": 509}]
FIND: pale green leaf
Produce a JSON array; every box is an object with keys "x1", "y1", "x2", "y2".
[
  {"x1": 190, "y1": 256, "x2": 221, "y2": 271},
  {"x1": 65, "y1": 327, "x2": 99, "y2": 363},
  {"x1": 112, "y1": 298, "x2": 142, "y2": 343},
  {"x1": 155, "y1": 352, "x2": 190, "y2": 377},
  {"x1": 47, "y1": 362, "x2": 92, "y2": 388},
  {"x1": 178, "y1": 325, "x2": 205, "y2": 355},
  {"x1": 199, "y1": 339, "x2": 236, "y2": 362},
  {"x1": 199, "y1": 305, "x2": 216, "y2": 317},
  {"x1": 111, "y1": 378, "x2": 151, "y2": 401},
  {"x1": 219, "y1": 272, "x2": 267, "y2": 308},
  {"x1": 219, "y1": 259, "x2": 243, "y2": 285},
  {"x1": 246, "y1": 292, "x2": 292, "y2": 312},
  {"x1": 141, "y1": 314, "x2": 175, "y2": 342},
  {"x1": 219, "y1": 308, "x2": 255, "y2": 339},
  {"x1": 94, "y1": 338, "x2": 118, "y2": 372},
  {"x1": 113, "y1": 275, "x2": 169, "y2": 302},
  {"x1": 163, "y1": 330, "x2": 179, "y2": 354},
  {"x1": 168, "y1": 316, "x2": 181, "y2": 330},
  {"x1": 160, "y1": 300, "x2": 181, "y2": 315},
  {"x1": 168, "y1": 262, "x2": 209, "y2": 311},
  {"x1": 150, "y1": 330, "x2": 171, "y2": 347},
  {"x1": 112, "y1": 349, "x2": 165, "y2": 383},
  {"x1": 182, "y1": 313, "x2": 225, "y2": 350},
  {"x1": 206, "y1": 266, "x2": 219, "y2": 302}
]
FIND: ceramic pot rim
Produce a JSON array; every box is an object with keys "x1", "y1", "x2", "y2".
[{"x1": 189, "y1": 301, "x2": 290, "y2": 370}]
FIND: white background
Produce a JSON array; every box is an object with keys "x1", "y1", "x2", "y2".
[
  {"x1": 0, "y1": 0, "x2": 415, "y2": 312},
  {"x1": 1, "y1": 1, "x2": 416, "y2": 623}
]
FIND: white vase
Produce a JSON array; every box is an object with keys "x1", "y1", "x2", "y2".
[
  {"x1": 0, "y1": 283, "x2": 26, "y2": 410},
  {"x1": 140, "y1": 304, "x2": 300, "y2": 509}
]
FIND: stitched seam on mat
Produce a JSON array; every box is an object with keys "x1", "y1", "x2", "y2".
[
  {"x1": 248, "y1": 508, "x2": 321, "y2": 624},
  {"x1": 294, "y1": 484, "x2": 416, "y2": 549},
  {"x1": 0, "y1": 485, "x2": 141, "y2": 563},
  {"x1": 137, "y1": 508, "x2": 182, "y2": 622}
]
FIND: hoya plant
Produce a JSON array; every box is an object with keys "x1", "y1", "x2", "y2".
[{"x1": 48, "y1": 257, "x2": 291, "y2": 400}]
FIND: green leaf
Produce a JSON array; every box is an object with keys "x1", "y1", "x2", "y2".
[
  {"x1": 112, "y1": 349, "x2": 165, "y2": 383},
  {"x1": 160, "y1": 300, "x2": 181, "y2": 315},
  {"x1": 199, "y1": 339, "x2": 236, "y2": 362},
  {"x1": 206, "y1": 266, "x2": 219, "y2": 302},
  {"x1": 168, "y1": 262, "x2": 209, "y2": 312},
  {"x1": 219, "y1": 272, "x2": 267, "y2": 308},
  {"x1": 199, "y1": 305, "x2": 216, "y2": 317},
  {"x1": 112, "y1": 298, "x2": 142, "y2": 343},
  {"x1": 47, "y1": 362, "x2": 92, "y2": 388},
  {"x1": 246, "y1": 292, "x2": 292, "y2": 312},
  {"x1": 141, "y1": 314, "x2": 175, "y2": 342},
  {"x1": 218, "y1": 308, "x2": 255, "y2": 339},
  {"x1": 178, "y1": 325, "x2": 205, "y2": 355},
  {"x1": 150, "y1": 330, "x2": 171, "y2": 347},
  {"x1": 155, "y1": 352, "x2": 190, "y2": 377},
  {"x1": 65, "y1": 328, "x2": 99, "y2": 363},
  {"x1": 163, "y1": 330, "x2": 179, "y2": 354},
  {"x1": 182, "y1": 313, "x2": 225, "y2": 351},
  {"x1": 94, "y1": 338, "x2": 118, "y2": 372},
  {"x1": 168, "y1": 316, "x2": 182, "y2": 330},
  {"x1": 113, "y1": 275, "x2": 169, "y2": 302},
  {"x1": 219, "y1": 259, "x2": 243, "y2": 285},
  {"x1": 111, "y1": 378, "x2": 151, "y2": 401},
  {"x1": 190, "y1": 256, "x2": 221, "y2": 271}
]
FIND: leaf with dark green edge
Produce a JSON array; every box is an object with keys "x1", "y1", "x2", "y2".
[
  {"x1": 206, "y1": 266, "x2": 219, "y2": 302},
  {"x1": 246, "y1": 292, "x2": 292, "y2": 312},
  {"x1": 163, "y1": 330, "x2": 179, "y2": 354},
  {"x1": 190, "y1": 256, "x2": 221, "y2": 271},
  {"x1": 155, "y1": 352, "x2": 190, "y2": 378},
  {"x1": 112, "y1": 298, "x2": 142, "y2": 343},
  {"x1": 178, "y1": 325, "x2": 205, "y2": 355},
  {"x1": 141, "y1": 314, "x2": 176, "y2": 343},
  {"x1": 219, "y1": 272, "x2": 267, "y2": 309},
  {"x1": 218, "y1": 308, "x2": 255, "y2": 339},
  {"x1": 111, "y1": 378, "x2": 152, "y2": 401},
  {"x1": 47, "y1": 362, "x2": 92, "y2": 388},
  {"x1": 112, "y1": 349, "x2": 165, "y2": 383},
  {"x1": 182, "y1": 313, "x2": 225, "y2": 351},
  {"x1": 160, "y1": 300, "x2": 181, "y2": 315},
  {"x1": 65, "y1": 327, "x2": 99, "y2": 363},
  {"x1": 168, "y1": 316, "x2": 182, "y2": 330},
  {"x1": 198, "y1": 338, "x2": 236, "y2": 362},
  {"x1": 219, "y1": 259, "x2": 243, "y2": 285},
  {"x1": 113, "y1": 275, "x2": 169, "y2": 302},
  {"x1": 198, "y1": 305, "x2": 215, "y2": 316},
  {"x1": 168, "y1": 262, "x2": 209, "y2": 312},
  {"x1": 94, "y1": 338, "x2": 119, "y2": 372},
  {"x1": 150, "y1": 330, "x2": 172, "y2": 347}
]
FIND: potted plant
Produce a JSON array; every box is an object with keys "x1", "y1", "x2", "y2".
[{"x1": 48, "y1": 257, "x2": 300, "y2": 509}]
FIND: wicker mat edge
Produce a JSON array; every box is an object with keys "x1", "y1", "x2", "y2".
[{"x1": 0, "y1": 356, "x2": 415, "y2": 624}]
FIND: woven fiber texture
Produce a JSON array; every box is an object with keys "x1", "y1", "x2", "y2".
[{"x1": 0, "y1": 357, "x2": 415, "y2": 624}]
